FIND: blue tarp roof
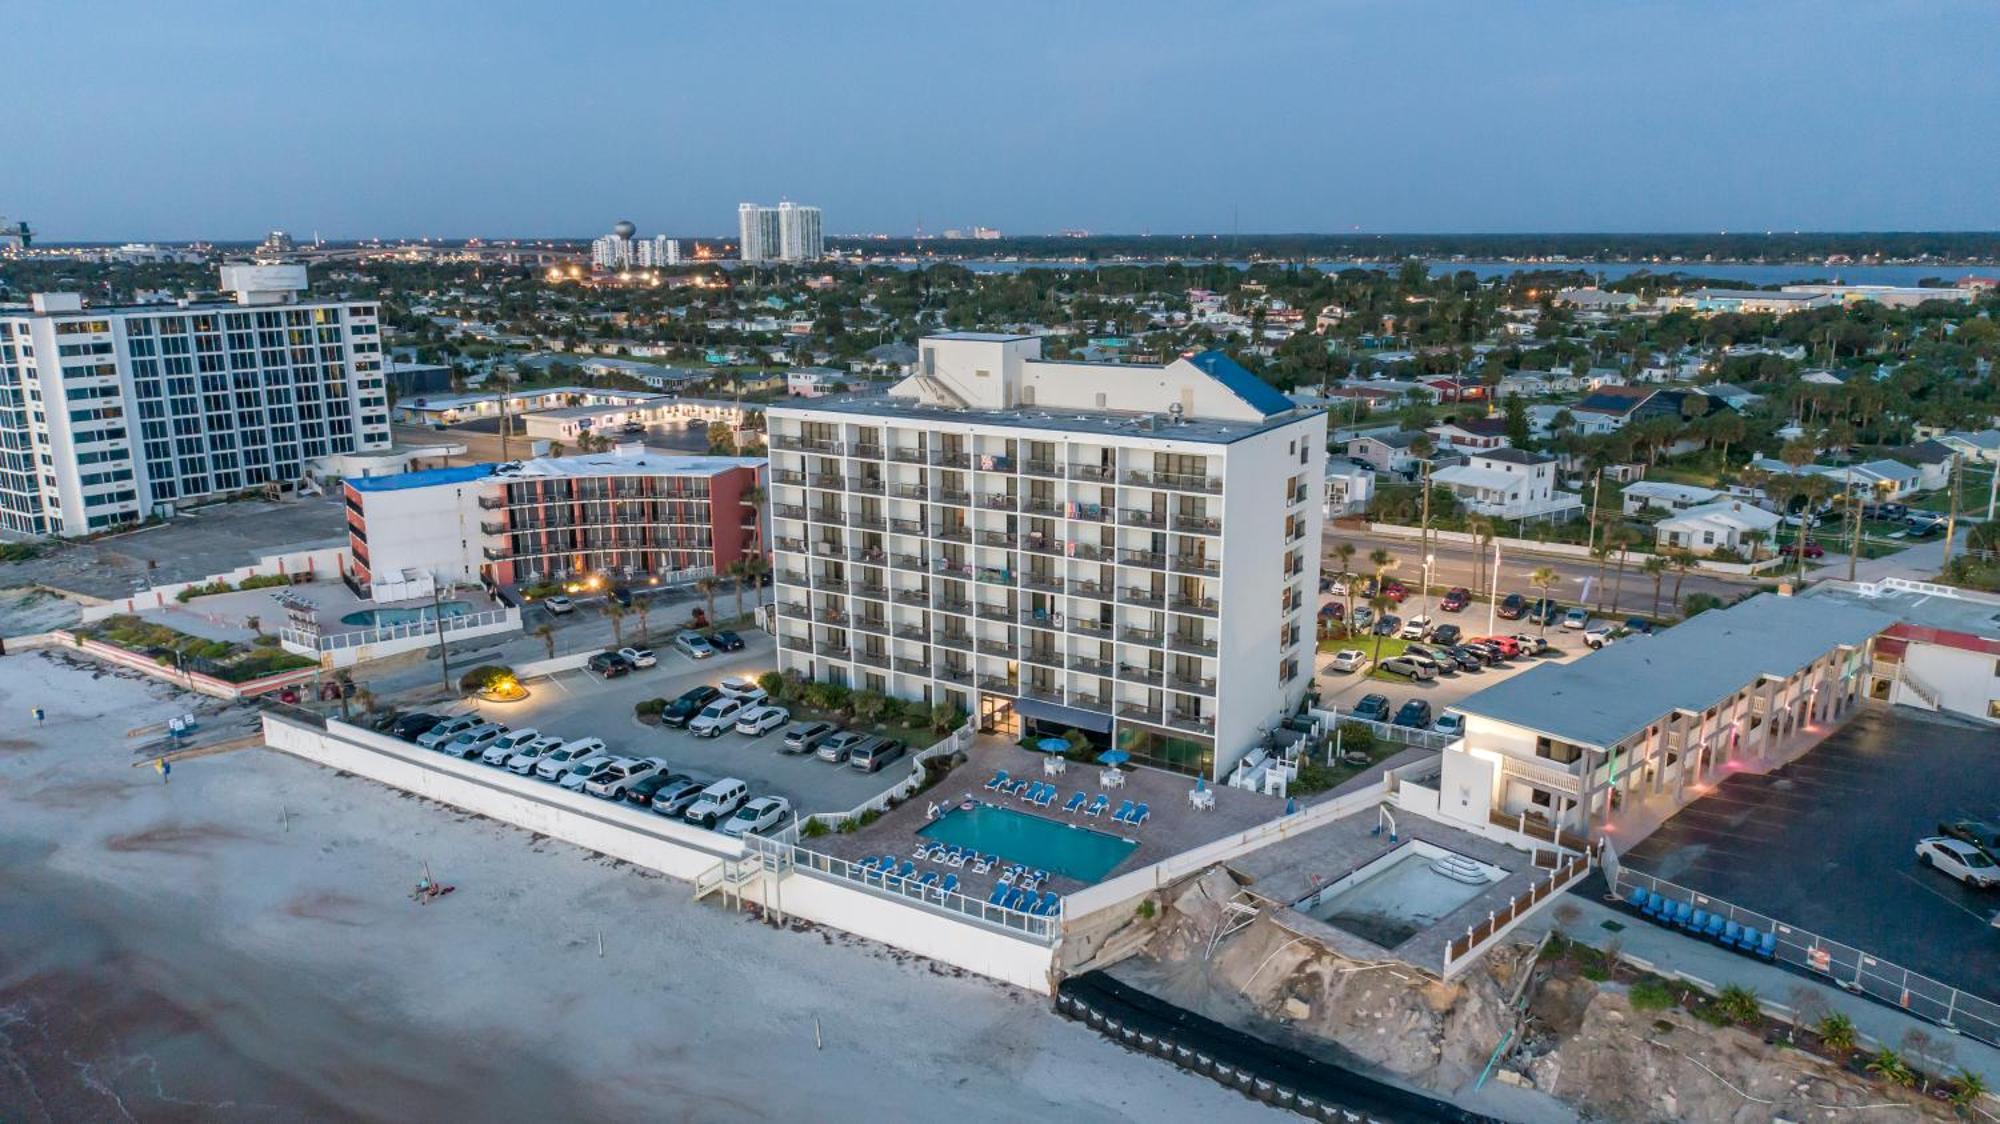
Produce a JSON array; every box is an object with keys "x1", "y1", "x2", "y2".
[
  {"x1": 347, "y1": 464, "x2": 495, "y2": 493},
  {"x1": 1187, "y1": 350, "x2": 1296, "y2": 418}
]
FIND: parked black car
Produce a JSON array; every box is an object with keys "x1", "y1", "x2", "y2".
[
  {"x1": 611, "y1": 587, "x2": 634, "y2": 608},
  {"x1": 1939, "y1": 818, "x2": 2000, "y2": 859},
  {"x1": 1440, "y1": 645, "x2": 1487, "y2": 672},
  {"x1": 661, "y1": 685, "x2": 721, "y2": 727},
  {"x1": 708, "y1": 630, "x2": 745, "y2": 652},
  {"x1": 393, "y1": 712, "x2": 446, "y2": 741},
  {"x1": 587, "y1": 651, "x2": 632, "y2": 678},
  {"x1": 625, "y1": 771, "x2": 693, "y2": 808},
  {"x1": 1496, "y1": 593, "x2": 1526, "y2": 620},
  {"x1": 1393, "y1": 699, "x2": 1434, "y2": 729},
  {"x1": 1429, "y1": 623, "x2": 1463, "y2": 646},
  {"x1": 1351, "y1": 694, "x2": 1392, "y2": 723},
  {"x1": 1372, "y1": 614, "x2": 1401, "y2": 637},
  {"x1": 1528, "y1": 598, "x2": 1563, "y2": 625}
]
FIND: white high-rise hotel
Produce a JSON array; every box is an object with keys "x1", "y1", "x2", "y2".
[
  {"x1": 767, "y1": 333, "x2": 1326, "y2": 780},
  {"x1": 738, "y1": 201, "x2": 822, "y2": 263},
  {"x1": 0, "y1": 265, "x2": 390, "y2": 536},
  {"x1": 590, "y1": 220, "x2": 680, "y2": 270}
]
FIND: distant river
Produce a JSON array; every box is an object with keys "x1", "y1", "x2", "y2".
[{"x1": 867, "y1": 258, "x2": 1985, "y2": 287}]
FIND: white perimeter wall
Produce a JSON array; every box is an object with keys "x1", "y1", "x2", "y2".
[
  {"x1": 261, "y1": 715, "x2": 1058, "y2": 993},
  {"x1": 1900, "y1": 641, "x2": 2000, "y2": 725}
]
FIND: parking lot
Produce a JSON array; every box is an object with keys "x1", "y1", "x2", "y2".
[
  {"x1": 456, "y1": 630, "x2": 906, "y2": 819},
  {"x1": 1618, "y1": 706, "x2": 2000, "y2": 1002},
  {"x1": 1314, "y1": 623, "x2": 1592, "y2": 725}
]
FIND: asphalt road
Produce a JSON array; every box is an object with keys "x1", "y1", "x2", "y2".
[{"x1": 1321, "y1": 525, "x2": 1757, "y2": 620}]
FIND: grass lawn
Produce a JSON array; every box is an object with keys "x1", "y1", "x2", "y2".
[
  {"x1": 1911, "y1": 467, "x2": 1994, "y2": 514},
  {"x1": 1646, "y1": 462, "x2": 1725, "y2": 488}
]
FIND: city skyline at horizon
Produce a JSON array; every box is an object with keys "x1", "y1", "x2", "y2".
[{"x1": 4, "y1": 1, "x2": 1998, "y2": 242}]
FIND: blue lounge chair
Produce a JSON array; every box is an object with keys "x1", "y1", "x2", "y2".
[
  {"x1": 1755, "y1": 931, "x2": 1777, "y2": 959},
  {"x1": 982, "y1": 770, "x2": 1008, "y2": 791},
  {"x1": 1669, "y1": 901, "x2": 1692, "y2": 928},
  {"x1": 912, "y1": 841, "x2": 938, "y2": 859},
  {"x1": 1007, "y1": 887, "x2": 1033, "y2": 911},
  {"x1": 1037, "y1": 785, "x2": 1058, "y2": 808},
  {"x1": 1085, "y1": 794, "x2": 1109, "y2": 817},
  {"x1": 1130, "y1": 802, "x2": 1150, "y2": 826},
  {"x1": 1624, "y1": 885, "x2": 1648, "y2": 910},
  {"x1": 937, "y1": 874, "x2": 959, "y2": 898},
  {"x1": 988, "y1": 882, "x2": 1010, "y2": 906},
  {"x1": 1701, "y1": 913, "x2": 1726, "y2": 940},
  {"x1": 1062, "y1": 791, "x2": 1087, "y2": 813},
  {"x1": 1641, "y1": 891, "x2": 1664, "y2": 919},
  {"x1": 890, "y1": 860, "x2": 916, "y2": 886},
  {"x1": 970, "y1": 853, "x2": 993, "y2": 874},
  {"x1": 1687, "y1": 908, "x2": 1710, "y2": 933},
  {"x1": 916, "y1": 871, "x2": 940, "y2": 892},
  {"x1": 1030, "y1": 895, "x2": 1056, "y2": 917},
  {"x1": 1735, "y1": 925, "x2": 1761, "y2": 953},
  {"x1": 853, "y1": 855, "x2": 882, "y2": 877},
  {"x1": 1112, "y1": 799, "x2": 1136, "y2": 823},
  {"x1": 1039, "y1": 890, "x2": 1061, "y2": 915},
  {"x1": 1721, "y1": 920, "x2": 1742, "y2": 947}
]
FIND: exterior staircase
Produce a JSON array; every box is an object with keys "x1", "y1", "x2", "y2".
[{"x1": 1897, "y1": 663, "x2": 1942, "y2": 710}]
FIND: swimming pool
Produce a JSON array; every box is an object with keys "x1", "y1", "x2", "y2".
[
  {"x1": 920, "y1": 802, "x2": 1137, "y2": 883},
  {"x1": 1295, "y1": 842, "x2": 1502, "y2": 949},
  {"x1": 339, "y1": 601, "x2": 473, "y2": 628}
]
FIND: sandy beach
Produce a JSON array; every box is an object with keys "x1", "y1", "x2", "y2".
[{"x1": 0, "y1": 651, "x2": 1278, "y2": 1122}]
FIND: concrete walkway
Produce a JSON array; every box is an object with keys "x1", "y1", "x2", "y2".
[{"x1": 1520, "y1": 895, "x2": 2000, "y2": 1088}]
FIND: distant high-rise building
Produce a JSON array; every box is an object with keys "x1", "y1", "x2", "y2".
[
  {"x1": 255, "y1": 230, "x2": 295, "y2": 260},
  {"x1": 591, "y1": 221, "x2": 680, "y2": 271},
  {"x1": 0, "y1": 216, "x2": 28, "y2": 250},
  {"x1": 738, "y1": 201, "x2": 821, "y2": 263},
  {"x1": 778, "y1": 202, "x2": 823, "y2": 262}
]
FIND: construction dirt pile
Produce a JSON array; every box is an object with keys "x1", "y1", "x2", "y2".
[
  {"x1": 1115, "y1": 866, "x2": 1960, "y2": 1123},
  {"x1": 1529, "y1": 990, "x2": 1949, "y2": 1123}
]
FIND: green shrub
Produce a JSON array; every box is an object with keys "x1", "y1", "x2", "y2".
[
  {"x1": 1336, "y1": 722, "x2": 1376, "y2": 753},
  {"x1": 1715, "y1": 984, "x2": 1762, "y2": 1025},
  {"x1": 850, "y1": 689, "x2": 886, "y2": 723},
  {"x1": 800, "y1": 819, "x2": 829, "y2": 838},
  {"x1": 635, "y1": 697, "x2": 666, "y2": 718},
  {"x1": 1135, "y1": 899, "x2": 1156, "y2": 920},
  {"x1": 174, "y1": 579, "x2": 235, "y2": 603},
  {"x1": 238, "y1": 573, "x2": 290, "y2": 591},
  {"x1": 757, "y1": 670, "x2": 787, "y2": 701},
  {"x1": 856, "y1": 808, "x2": 882, "y2": 828},
  {"x1": 1628, "y1": 978, "x2": 1674, "y2": 1011},
  {"x1": 1817, "y1": 1012, "x2": 1858, "y2": 1056},
  {"x1": 457, "y1": 665, "x2": 515, "y2": 694},
  {"x1": 252, "y1": 633, "x2": 281, "y2": 648}
]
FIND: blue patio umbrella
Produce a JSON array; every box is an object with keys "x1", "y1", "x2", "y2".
[
  {"x1": 1286, "y1": 797, "x2": 1298, "y2": 815},
  {"x1": 1096, "y1": 749, "x2": 1131, "y2": 766},
  {"x1": 1035, "y1": 737, "x2": 1071, "y2": 754}
]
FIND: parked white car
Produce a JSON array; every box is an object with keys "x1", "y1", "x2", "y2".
[
  {"x1": 584, "y1": 757, "x2": 663, "y2": 800},
  {"x1": 1399, "y1": 615, "x2": 1433, "y2": 640},
  {"x1": 617, "y1": 647, "x2": 657, "y2": 669},
  {"x1": 1583, "y1": 623, "x2": 1616, "y2": 650},
  {"x1": 734, "y1": 704, "x2": 790, "y2": 736},
  {"x1": 506, "y1": 734, "x2": 566, "y2": 773},
  {"x1": 534, "y1": 737, "x2": 608, "y2": 781},
  {"x1": 717, "y1": 675, "x2": 767, "y2": 703},
  {"x1": 441, "y1": 723, "x2": 507, "y2": 759},
  {"x1": 558, "y1": 754, "x2": 620, "y2": 792},
  {"x1": 1326, "y1": 649, "x2": 1368, "y2": 674},
  {"x1": 684, "y1": 778, "x2": 749, "y2": 827},
  {"x1": 1561, "y1": 607, "x2": 1590, "y2": 630},
  {"x1": 721, "y1": 795, "x2": 793, "y2": 838},
  {"x1": 480, "y1": 727, "x2": 542, "y2": 766},
  {"x1": 544, "y1": 595, "x2": 575, "y2": 615},
  {"x1": 1916, "y1": 836, "x2": 2000, "y2": 888},
  {"x1": 688, "y1": 697, "x2": 747, "y2": 738}
]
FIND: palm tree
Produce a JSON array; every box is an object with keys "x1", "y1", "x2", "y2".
[
  {"x1": 1332, "y1": 542, "x2": 1357, "y2": 627},
  {"x1": 1366, "y1": 592, "x2": 1394, "y2": 668},
  {"x1": 1608, "y1": 526, "x2": 1640, "y2": 614},
  {"x1": 1530, "y1": 565, "x2": 1559, "y2": 635},
  {"x1": 740, "y1": 485, "x2": 767, "y2": 549},
  {"x1": 1642, "y1": 554, "x2": 1669, "y2": 618},
  {"x1": 605, "y1": 601, "x2": 626, "y2": 648},
  {"x1": 1470, "y1": 517, "x2": 1495, "y2": 600},
  {"x1": 633, "y1": 596, "x2": 651, "y2": 644},
  {"x1": 727, "y1": 559, "x2": 749, "y2": 622},
  {"x1": 533, "y1": 622, "x2": 556, "y2": 660},
  {"x1": 696, "y1": 575, "x2": 718, "y2": 624},
  {"x1": 1588, "y1": 542, "x2": 1612, "y2": 611},
  {"x1": 1668, "y1": 547, "x2": 1694, "y2": 613},
  {"x1": 740, "y1": 554, "x2": 771, "y2": 615}
]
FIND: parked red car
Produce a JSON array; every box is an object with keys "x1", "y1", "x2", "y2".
[
  {"x1": 1381, "y1": 579, "x2": 1408, "y2": 603},
  {"x1": 1476, "y1": 635, "x2": 1522, "y2": 659},
  {"x1": 1440, "y1": 587, "x2": 1471, "y2": 612},
  {"x1": 1782, "y1": 542, "x2": 1825, "y2": 559}
]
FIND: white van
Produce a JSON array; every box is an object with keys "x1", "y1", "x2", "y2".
[{"x1": 683, "y1": 777, "x2": 749, "y2": 828}]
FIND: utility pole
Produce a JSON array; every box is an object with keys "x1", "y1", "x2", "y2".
[
  {"x1": 1418, "y1": 462, "x2": 1433, "y2": 615},
  {"x1": 1847, "y1": 468, "x2": 1861, "y2": 583},
  {"x1": 432, "y1": 578, "x2": 451, "y2": 695},
  {"x1": 499, "y1": 390, "x2": 511, "y2": 463},
  {"x1": 1585, "y1": 468, "x2": 1605, "y2": 554},
  {"x1": 1941, "y1": 456, "x2": 1964, "y2": 569}
]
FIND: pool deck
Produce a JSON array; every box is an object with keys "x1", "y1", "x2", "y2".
[
  {"x1": 1228, "y1": 811, "x2": 1543, "y2": 971},
  {"x1": 817, "y1": 737, "x2": 1287, "y2": 902},
  {"x1": 134, "y1": 580, "x2": 498, "y2": 641}
]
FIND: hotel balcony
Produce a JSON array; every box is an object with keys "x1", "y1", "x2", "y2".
[
  {"x1": 1071, "y1": 578, "x2": 1111, "y2": 600},
  {"x1": 889, "y1": 517, "x2": 926, "y2": 536},
  {"x1": 1070, "y1": 542, "x2": 1112, "y2": 562},
  {"x1": 977, "y1": 493, "x2": 1017, "y2": 513},
  {"x1": 1119, "y1": 508, "x2": 1166, "y2": 530},
  {"x1": 1019, "y1": 683, "x2": 1065, "y2": 705},
  {"x1": 1119, "y1": 549, "x2": 1165, "y2": 570},
  {"x1": 935, "y1": 596, "x2": 972, "y2": 616},
  {"x1": 1118, "y1": 586, "x2": 1165, "y2": 609},
  {"x1": 769, "y1": 434, "x2": 805, "y2": 451},
  {"x1": 936, "y1": 487, "x2": 971, "y2": 506},
  {"x1": 479, "y1": 521, "x2": 507, "y2": 536},
  {"x1": 1021, "y1": 497, "x2": 1062, "y2": 518},
  {"x1": 894, "y1": 657, "x2": 930, "y2": 676},
  {"x1": 854, "y1": 649, "x2": 890, "y2": 670},
  {"x1": 477, "y1": 495, "x2": 506, "y2": 510},
  {"x1": 892, "y1": 587, "x2": 929, "y2": 606},
  {"x1": 1117, "y1": 663, "x2": 1164, "y2": 687},
  {"x1": 974, "y1": 601, "x2": 1012, "y2": 622},
  {"x1": 481, "y1": 545, "x2": 509, "y2": 561},
  {"x1": 778, "y1": 601, "x2": 811, "y2": 620},
  {"x1": 975, "y1": 637, "x2": 1015, "y2": 659},
  {"x1": 975, "y1": 568, "x2": 1014, "y2": 589},
  {"x1": 852, "y1": 616, "x2": 890, "y2": 637},
  {"x1": 889, "y1": 445, "x2": 927, "y2": 465},
  {"x1": 1165, "y1": 710, "x2": 1216, "y2": 736},
  {"x1": 813, "y1": 575, "x2": 848, "y2": 593},
  {"x1": 891, "y1": 482, "x2": 929, "y2": 501},
  {"x1": 1020, "y1": 572, "x2": 1063, "y2": 594},
  {"x1": 931, "y1": 451, "x2": 971, "y2": 469},
  {"x1": 850, "y1": 443, "x2": 884, "y2": 460},
  {"x1": 934, "y1": 524, "x2": 971, "y2": 543},
  {"x1": 934, "y1": 629, "x2": 974, "y2": 648},
  {"x1": 770, "y1": 468, "x2": 806, "y2": 486},
  {"x1": 846, "y1": 511, "x2": 886, "y2": 531},
  {"x1": 1020, "y1": 459, "x2": 1064, "y2": 479},
  {"x1": 1169, "y1": 596, "x2": 1219, "y2": 618},
  {"x1": 976, "y1": 529, "x2": 1017, "y2": 548},
  {"x1": 1126, "y1": 469, "x2": 1222, "y2": 494},
  {"x1": 1119, "y1": 702, "x2": 1165, "y2": 725},
  {"x1": 1174, "y1": 514, "x2": 1221, "y2": 536},
  {"x1": 814, "y1": 641, "x2": 851, "y2": 660},
  {"x1": 815, "y1": 608, "x2": 849, "y2": 625},
  {"x1": 893, "y1": 622, "x2": 928, "y2": 642},
  {"x1": 1069, "y1": 617, "x2": 1112, "y2": 639},
  {"x1": 847, "y1": 477, "x2": 885, "y2": 495},
  {"x1": 778, "y1": 634, "x2": 812, "y2": 653},
  {"x1": 1170, "y1": 554, "x2": 1220, "y2": 576},
  {"x1": 936, "y1": 665, "x2": 973, "y2": 685},
  {"x1": 776, "y1": 568, "x2": 809, "y2": 586},
  {"x1": 1021, "y1": 646, "x2": 1064, "y2": 670},
  {"x1": 1070, "y1": 463, "x2": 1116, "y2": 483},
  {"x1": 1167, "y1": 674, "x2": 1216, "y2": 697},
  {"x1": 977, "y1": 675, "x2": 1017, "y2": 694},
  {"x1": 1118, "y1": 625, "x2": 1163, "y2": 647},
  {"x1": 773, "y1": 503, "x2": 808, "y2": 521},
  {"x1": 1070, "y1": 655, "x2": 1112, "y2": 677}
]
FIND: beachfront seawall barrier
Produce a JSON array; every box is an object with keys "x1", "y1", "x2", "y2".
[{"x1": 260, "y1": 713, "x2": 1060, "y2": 993}]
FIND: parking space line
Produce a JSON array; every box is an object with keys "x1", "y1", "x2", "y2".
[{"x1": 1893, "y1": 869, "x2": 1995, "y2": 925}]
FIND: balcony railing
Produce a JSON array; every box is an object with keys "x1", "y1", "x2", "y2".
[
  {"x1": 779, "y1": 634, "x2": 812, "y2": 653},
  {"x1": 776, "y1": 569, "x2": 809, "y2": 586},
  {"x1": 1120, "y1": 509, "x2": 1165, "y2": 529},
  {"x1": 1175, "y1": 514, "x2": 1221, "y2": 535},
  {"x1": 815, "y1": 608, "x2": 849, "y2": 625},
  {"x1": 848, "y1": 477, "x2": 885, "y2": 495},
  {"x1": 1021, "y1": 497, "x2": 1062, "y2": 517},
  {"x1": 932, "y1": 560, "x2": 973, "y2": 579},
  {"x1": 1166, "y1": 711, "x2": 1215, "y2": 735},
  {"x1": 1071, "y1": 656, "x2": 1111, "y2": 676},
  {"x1": 1020, "y1": 683, "x2": 1065, "y2": 704},
  {"x1": 770, "y1": 434, "x2": 805, "y2": 451},
  {"x1": 1119, "y1": 703, "x2": 1164, "y2": 724},
  {"x1": 853, "y1": 584, "x2": 888, "y2": 601},
  {"x1": 893, "y1": 623, "x2": 928, "y2": 642},
  {"x1": 1071, "y1": 579, "x2": 1111, "y2": 600},
  {"x1": 976, "y1": 530, "x2": 1017, "y2": 548},
  {"x1": 855, "y1": 649, "x2": 890, "y2": 669},
  {"x1": 477, "y1": 495, "x2": 506, "y2": 510},
  {"x1": 935, "y1": 598, "x2": 972, "y2": 616},
  {"x1": 891, "y1": 482, "x2": 928, "y2": 501},
  {"x1": 977, "y1": 676, "x2": 1017, "y2": 694},
  {"x1": 1020, "y1": 573, "x2": 1063, "y2": 594},
  {"x1": 894, "y1": 657, "x2": 930, "y2": 675},
  {"x1": 479, "y1": 521, "x2": 506, "y2": 535},
  {"x1": 810, "y1": 473, "x2": 845, "y2": 489},
  {"x1": 975, "y1": 638, "x2": 1015, "y2": 658},
  {"x1": 936, "y1": 489, "x2": 971, "y2": 505},
  {"x1": 1119, "y1": 627, "x2": 1163, "y2": 646},
  {"x1": 1019, "y1": 609, "x2": 1062, "y2": 630},
  {"x1": 1071, "y1": 543, "x2": 1111, "y2": 562},
  {"x1": 1070, "y1": 463, "x2": 1115, "y2": 482},
  {"x1": 770, "y1": 469, "x2": 806, "y2": 485},
  {"x1": 481, "y1": 546, "x2": 508, "y2": 560},
  {"x1": 889, "y1": 518, "x2": 925, "y2": 535},
  {"x1": 1022, "y1": 536, "x2": 1065, "y2": 557},
  {"x1": 1120, "y1": 549, "x2": 1166, "y2": 570},
  {"x1": 847, "y1": 513, "x2": 886, "y2": 531},
  {"x1": 891, "y1": 552, "x2": 926, "y2": 571},
  {"x1": 934, "y1": 525, "x2": 971, "y2": 543},
  {"x1": 1069, "y1": 505, "x2": 1111, "y2": 524},
  {"x1": 1069, "y1": 618, "x2": 1112, "y2": 637},
  {"x1": 1169, "y1": 597, "x2": 1219, "y2": 617},
  {"x1": 1021, "y1": 646, "x2": 1064, "y2": 668},
  {"x1": 1168, "y1": 675, "x2": 1216, "y2": 696},
  {"x1": 978, "y1": 493, "x2": 1017, "y2": 512},
  {"x1": 1170, "y1": 554, "x2": 1219, "y2": 575},
  {"x1": 778, "y1": 602, "x2": 811, "y2": 619},
  {"x1": 851, "y1": 444, "x2": 884, "y2": 460},
  {"x1": 1119, "y1": 587, "x2": 1165, "y2": 608},
  {"x1": 975, "y1": 569, "x2": 1014, "y2": 587},
  {"x1": 1021, "y1": 460, "x2": 1064, "y2": 479},
  {"x1": 889, "y1": 446, "x2": 927, "y2": 464},
  {"x1": 815, "y1": 576, "x2": 848, "y2": 593},
  {"x1": 937, "y1": 666, "x2": 973, "y2": 684},
  {"x1": 974, "y1": 602, "x2": 1012, "y2": 622},
  {"x1": 892, "y1": 588, "x2": 929, "y2": 606},
  {"x1": 934, "y1": 630, "x2": 974, "y2": 648},
  {"x1": 932, "y1": 451, "x2": 971, "y2": 469},
  {"x1": 1117, "y1": 663, "x2": 1164, "y2": 687},
  {"x1": 815, "y1": 642, "x2": 851, "y2": 660},
  {"x1": 774, "y1": 503, "x2": 808, "y2": 520}
]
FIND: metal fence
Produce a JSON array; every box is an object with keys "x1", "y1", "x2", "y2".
[
  {"x1": 742, "y1": 833, "x2": 1061, "y2": 943},
  {"x1": 283, "y1": 607, "x2": 517, "y2": 653},
  {"x1": 1307, "y1": 706, "x2": 1458, "y2": 752},
  {"x1": 1613, "y1": 865, "x2": 2000, "y2": 1049}
]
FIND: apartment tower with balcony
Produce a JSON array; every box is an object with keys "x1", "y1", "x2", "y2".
[{"x1": 766, "y1": 333, "x2": 1326, "y2": 780}]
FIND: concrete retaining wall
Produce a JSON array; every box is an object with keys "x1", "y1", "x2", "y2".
[
  {"x1": 78, "y1": 546, "x2": 349, "y2": 623},
  {"x1": 764, "y1": 873, "x2": 1056, "y2": 994}
]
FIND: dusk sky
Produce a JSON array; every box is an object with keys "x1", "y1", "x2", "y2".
[{"x1": 6, "y1": 0, "x2": 1997, "y2": 241}]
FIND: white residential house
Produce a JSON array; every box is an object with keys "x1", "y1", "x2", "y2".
[
  {"x1": 1622, "y1": 481, "x2": 1721, "y2": 516},
  {"x1": 1344, "y1": 430, "x2": 1427, "y2": 477},
  {"x1": 1895, "y1": 441, "x2": 1959, "y2": 492},
  {"x1": 786, "y1": 366, "x2": 845, "y2": 397},
  {"x1": 1323, "y1": 461, "x2": 1375, "y2": 516},
  {"x1": 1425, "y1": 416, "x2": 1511, "y2": 452},
  {"x1": 1429, "y1": 449, "x2": 1580, "y2": 521},
  {"x1": 1935, "y1": 429, "x2": 2000, "y2": 466},
  {"x1": 1655, "y1": 501, "x2": 1780, "y2": 555}
]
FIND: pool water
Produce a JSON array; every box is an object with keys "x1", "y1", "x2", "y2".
[
  {"x1": 340, "y1": 601, "x2": 473, "y2": 628},
  {"x1": 920, "y1": 803, "x2": 1137, "y2": 883}
]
